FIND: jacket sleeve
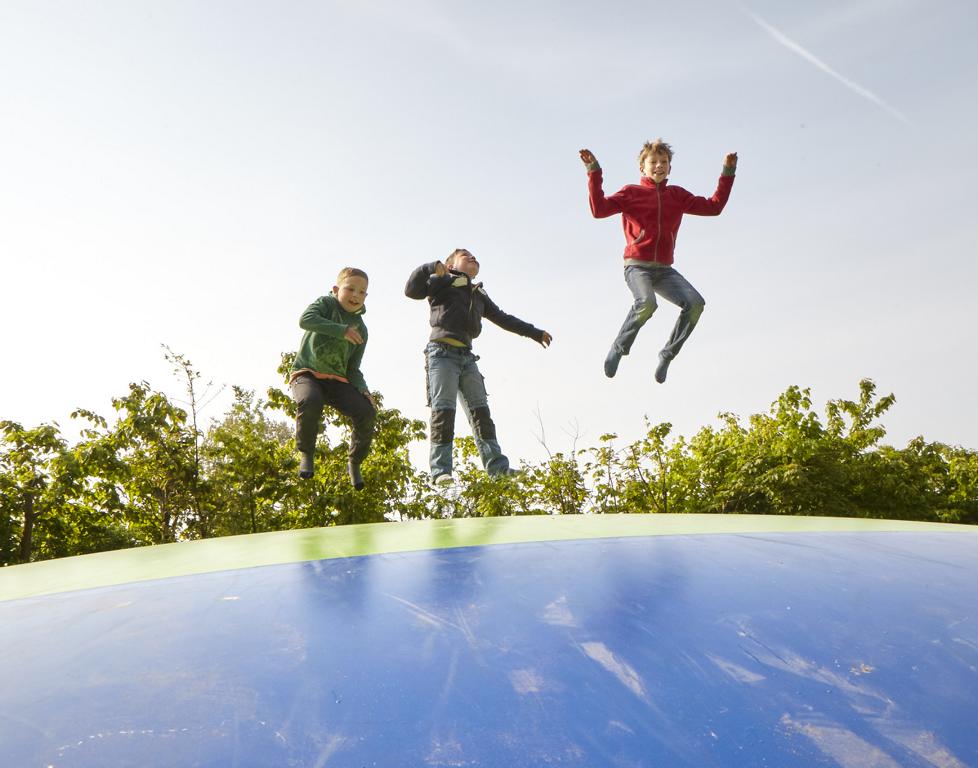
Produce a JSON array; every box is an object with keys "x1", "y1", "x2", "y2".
[
  {"x1": 682, "y1": 174, "x2": 735, "y2": 216},
  {"x1": 405, "y1": 262, "x2": 454, "y2": 299},
  {"x1": 299, "y1": 297, "x2": 348, "y2": 338},
  {"x1": 482, "y1": 292, "x2": 545, "y2": 342},
  {"x1": 346, "y1": 335, "x2": 368, "y2": 393},
  {"x1": 587, "y1": 168, "x2": 630, "y2": 219}
]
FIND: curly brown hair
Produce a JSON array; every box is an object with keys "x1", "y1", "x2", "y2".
[{"x1": 638, "y1": 138, "x2": 674, "y2": 169}]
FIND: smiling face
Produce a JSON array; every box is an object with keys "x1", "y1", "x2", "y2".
[
  {"x1": 641, "y1": 151, "x2": 671, "y2": 183},
  {"x1": 332, "y1": 275, "x2": 368, "y2": 312},
  {"x1": 447, "y1": 249, "x2": 480, "y2": 278}
]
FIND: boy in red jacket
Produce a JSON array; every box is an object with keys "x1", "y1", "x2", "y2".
[{"x1": 580, "y1": 140, "x2": 737, "y2": 383}]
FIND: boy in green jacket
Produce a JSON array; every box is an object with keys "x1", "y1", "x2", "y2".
[{"x1": 290, "y1": 267, "x2": 376, "y2": 489}]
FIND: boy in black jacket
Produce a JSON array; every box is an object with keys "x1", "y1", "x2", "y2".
[{"x1": 405, "y1": 249, "x2": 552, "y2": 486}]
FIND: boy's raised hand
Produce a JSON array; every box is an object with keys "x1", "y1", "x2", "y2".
[
  {"x1": 344, "y1": 326, "x2": 364, "y2": 345},
  {"x1": 539, "y1": 331, "x2": 553, "y2": 348},
  {"x1": 724, "y1": 152, "x2": 738, "y2": 168},
  {"x1": 579, "y1": 149, "x2": 597, "y2": 167}
]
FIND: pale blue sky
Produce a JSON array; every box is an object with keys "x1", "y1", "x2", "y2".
[{"x1": 2, "y1": 0, "x2": 976, "y2": 470}]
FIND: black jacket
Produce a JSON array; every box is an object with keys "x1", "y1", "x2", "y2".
[{"x1": 404, "y1": 262, "x2": 545, "y2": 347}]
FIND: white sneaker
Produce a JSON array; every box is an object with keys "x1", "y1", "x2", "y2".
[{"x1": 433, "y1": 473, "x2": 454, "y2": 488}]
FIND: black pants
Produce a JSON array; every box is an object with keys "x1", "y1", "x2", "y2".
[{"x1": 290, "y1": 374, "x2": 376, "y2": 464}]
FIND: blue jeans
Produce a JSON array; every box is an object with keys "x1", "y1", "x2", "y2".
[
  {"x1": 424, "y1": 342, "x2": 509, "y2": 478},
  {"x1": 612, "y1": 264, "x2": 705, "y2": 360}
]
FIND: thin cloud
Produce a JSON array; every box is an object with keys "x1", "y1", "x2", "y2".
[{"x1": 744, "y1": 8, "x2": 912, "y2": 126}]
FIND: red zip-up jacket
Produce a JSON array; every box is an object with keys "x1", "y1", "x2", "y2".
[{"x1": 587, "y1": 168, "x2": 735, "y2": 265}]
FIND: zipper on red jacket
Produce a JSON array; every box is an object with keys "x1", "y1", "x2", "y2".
[{"x1": 653, "y1": 183, "x2": 662, "y2": 261}]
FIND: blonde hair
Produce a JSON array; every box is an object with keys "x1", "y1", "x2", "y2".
[
  {"x1": 336, "y1": 267, "x2": 368, "y2": 284},
  {"x1": 445, "y1": 248, "x2": 470, "y2": 268},
  {"x1": 638, "y1": 138, "x2": 674, "y2": 169}
]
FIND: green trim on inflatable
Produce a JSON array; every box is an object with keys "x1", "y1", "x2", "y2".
[{"x1": 1, "y1": 514, "x2": 974, "y2": 602}]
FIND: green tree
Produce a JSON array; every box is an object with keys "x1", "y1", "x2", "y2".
[
  {"x1": 944, "y1": 445, "x2": 978, "y2": 524},
  {"x1": 163, "y1": 346, "x2": 223, "y2": 539},
  {"x1": 6, "y1": 374, "x2": 976, "y2": 566},
  {"x1": 585, "y1": 433, "x2": 623, "y2": 514},
  {"x1": 72, "y1": 382, "x2": 198, "y2": 544},
  {"x1": 0, "y1": 420, "x2": 71, "y2": 564},
  {"x1": 202, "y1": 387, "x2": 297, "y2": 535},
  {"x1": 684, "y1": 416, "x2": 746, "y2": 514},
  {"x1": 617, "y1": 421, "x2": 684, "y2": 514},
  {"x1": 443, "y1": 438, "x2": 537, "y2": 518}
]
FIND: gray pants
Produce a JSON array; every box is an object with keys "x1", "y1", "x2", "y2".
[{"x1": 611, "y1": 264, "x2": 705, "y2": 360}]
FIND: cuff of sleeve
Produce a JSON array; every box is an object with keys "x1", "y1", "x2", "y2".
[
  {"x1": 586, "y1": 162, "x2": 601, "y2": 173},
  {"x1": 721, "y1": 165, "x2": 736, "y2": 177}
]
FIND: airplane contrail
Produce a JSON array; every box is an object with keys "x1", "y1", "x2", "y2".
[{"x1": 745, "y1": 9, "x2": 912, "y2": 126}]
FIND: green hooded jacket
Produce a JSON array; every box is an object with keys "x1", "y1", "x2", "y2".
[{"x1": 292, "y1": 295, "x2": 369, "y2": 393}]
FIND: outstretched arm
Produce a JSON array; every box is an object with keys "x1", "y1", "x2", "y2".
[
  {"x1": 580, "y1": 147, "x2": 627, "y2": 219},
  {"x1": 683, "y1": 152, "x2": 738, "y2": 216},
  {"x1": 482, "y1": 293, "x2": 552, "y2": 347}
]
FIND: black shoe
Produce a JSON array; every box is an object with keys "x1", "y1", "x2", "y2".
[
  {"x1": 654, "y1": 353, "x2": 671, "y2": 384},
  {"x1": 298, "y1": 451, "x2": 314, "y2": 479},
  {"x1": 604, "y1": 347, "x2": 622, "y2": 378},
  {"x1": 348, "y1": 460, "x2": 365, "y2": 491}
]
